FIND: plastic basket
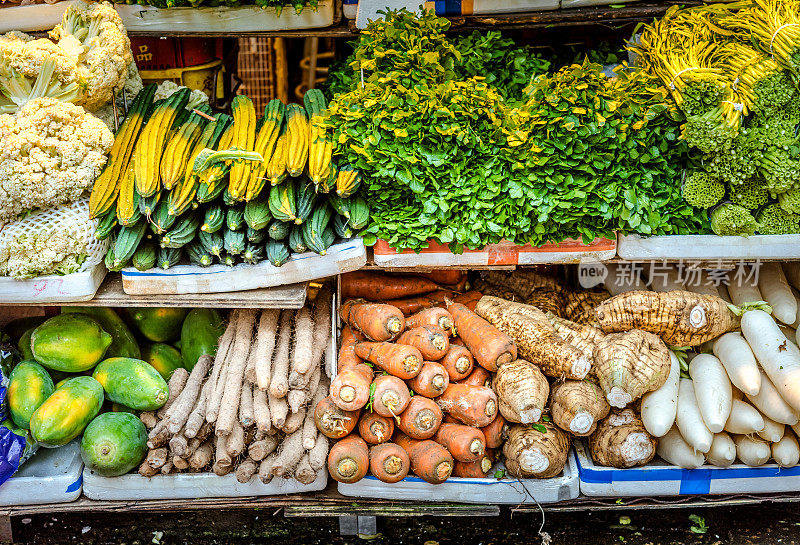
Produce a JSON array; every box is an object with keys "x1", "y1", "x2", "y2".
[{"x1": 237, "y1": 37, "x2": 288, "y2": 110}]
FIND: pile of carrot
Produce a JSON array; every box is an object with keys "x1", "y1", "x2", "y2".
[{"x1": 138, "y1": 287, "x2": 333, "y2": 484}]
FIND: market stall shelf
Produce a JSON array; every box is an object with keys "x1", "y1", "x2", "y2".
[
  {"x1": 575, "y1": 442, "x2": 800, "y2": 497},
  {"x1": 373, "y1": 238, "x2": 616, "y2": 268},
  {"x1": 0, "y1": 441, "x2": 82, "y2": 507},
  {"x1": 617, "y1": 234, "x2": 800, "y2": 261},
  {"x1": 119, "y1": 239, "x2": 366, "y2": 295},
  {"x1": 0, "y1": 265, "x2": 107, "y2": 304},
  {"x1": 338, "y1": 456, "x2": 579, "y2": 504}
]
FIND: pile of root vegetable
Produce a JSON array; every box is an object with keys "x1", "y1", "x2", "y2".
[{"x1": 138, "y1": 288, "x2": 333, "y2": 482}]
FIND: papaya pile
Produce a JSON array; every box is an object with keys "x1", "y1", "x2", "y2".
[
  {"x1": 3, "y1": 306, "x2": 225, "y2": 477},
  {"x1": 91, "y1": 87, "x2": 369, "y2": 272}
]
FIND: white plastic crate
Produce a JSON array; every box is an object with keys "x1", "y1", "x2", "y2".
[
  {"x1": 0, "y1": 440, "x2": 83, "y2": 506},
  {"x1": 82, "y1": 466, "x2": 326, "y2": 500},
  {"x1": 120, "y1": 238, "x2": 366, "y2": 295},
  {"x1": 617, "y1": 234, "x2": 800, "y2": 260},
  {"x1": 338, "y1": 456, "x2": 579, "y2": 504},
  {"x1": 0, "y1": 264, "x2": 106, "y2": 304},
  {"x1": 575, "y1": 441, "x2": 800, "y2": 496}
]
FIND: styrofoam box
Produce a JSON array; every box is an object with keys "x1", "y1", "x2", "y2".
[
  {"x1": 373, "y1": 238, "x2": 616, "y2": 268},
  {"x1": 0, "y1": 1, "x2": 76, "y2": 33},
  {"x1": 115, "y1": 1, "x2": 333, "y2": 32},
  {"x1": 575, "y1": 441, "x2": 800, "y2": 496},
  {"x1": 0, "y1": 263, "x2": 106, "y2": 304},
  {"x1": 617, "y1": 233, "x2": 800, "y2": 260},
  {"x1": 121, "y1": 239, "x2": 366, "y2": 295},
  {"x1": 83, "y1": 466, "x2": 326, "y2": 500},
  {"x1": 0, "y1": 440, "x2": 83, "y2": 506},
  {"x1": 338, "y1": 456, "x2": 579, "y2": 504}
]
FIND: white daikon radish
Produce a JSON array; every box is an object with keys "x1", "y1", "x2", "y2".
[
  {"x1": 647, "y1": 265, "x2": 685, "y2": 293},
  {"x1": 756, "y1": 415, "x2": 785, "y2": 443},
  {"x1": 603, "y1": 264, "x2": 648, "y2": 296},
  {"x1": 641, "y1": 350, "x2": 681, "y2": 437},
  {"x1": 724, "y1": 399, "x2": 765, "y2": 434},
  {"x1": 712, "y1": 332, "x2": 761, "y2": 396},
  {"x1": 727, "y1": 268, "x2": 763, "y2": 305},
  {"x1": 688, "y1": 354, "x2": 732, "y2": 433},
  {"x1": 778, "y1": 324, "x2": 798, "y2": 347},
  {"x1": 772, "y1": 432, "x2": 800, "y2": 467},
  {"x1": 742, "y1": 310, "x2": 800, "y2": 414},
  {"x1": 746, "y1": 369, "x2": 800, "y2": 425},
  {"x1": 758, "y1": 263, "x2": 798, "y2": 324},
  {"x1": 676, "y1": 378, "x2": 713, "y2": 453},
  {"x1": 706, "y1": 433, "x2": 736, "y2": 467},
  {"x1": 683, "y1": 270, "x2": 722, "y2": 297},
  {"x1": 734, "y1": 435, "x2": 771, "y2": 467},
  {"x1": 783, "y1": 262, "x2": 800, "y2": 291},
  {"x1": 657, "y1": 426, "x2": 705, "y2": 468}
]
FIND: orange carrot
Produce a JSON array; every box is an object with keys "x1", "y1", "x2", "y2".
[
  {"x1": 452, "y1": 456, "x2": 493, "y2": 478},
  {"x1": 314, "y1": 396, "x2": 360, "y2": 439},
  {"x1": 446, "y1": 302, "x2": 516, "y2": 372},
  {"x1": 458, "y1": 366, "x2": 492, "y2": 388},
  {"x1": 453, "y1": 291, "x2": 483, "y2": 311},
  {"x1": 396, "y1": 325, "x2": 450, "y2": 361},
  {"x1": 341, "y1": 271, "x2": 441, "y2": 301},
  {"x1": 338, "y1": 326, "x2": 364, "y2": 370},
  {"x1": 481, "y1": 414, "x2": 508, "y2": 449},
  {"x1": 369, "y1": 443, "x2": 410, "y2": 483},
  {"x1": 371, "y1": 374, "x2": 411, "y2": 418},
  {"x1": 327, "y1": 434, "x2": 369, "y2": 484},
  {"x1": 434, "y1": 423, "x2": 486, "y2": 462},
  {"x1": 436, "y1": 383, "x2": 498, "y2": 428},
  {"x1": 407, "y1": 361, "x2": 449, "y2": 398},
  {"x1": 358, "y1": 412, "x2": 395, "y2": 444},
  {"x1": 385, "y1": 290, "x2": 455, "y2": 316},
  {"x1": 418, "y1": 270, "x2": 465, "y2": 286},
  {"x1": 354, "y1": 342, "x2": 422, "y2": 379},
  {"x1": 396, "y1": 395, "x2": 443, "y2": 439},
  {"x1": 341, "y1": 299, "x2": 405, "y2": 341},
  {"x1": 405, "y1": 307, "x2": 454, "y2": 335},
  {"x1": 330, "y1": 363, "x2": 373, "y2": 411},
  {"x1": 451, "y1": 337, "x2": 466, "y2": 346},
  {"x1": 443, "y1": 414, "x2": 459, "y2": 424},
  {"x1": 394, "y1": 433, "x2": 453, "y2": 484},
  {"x1": 440, "y1": 344, "x2": 474, "y2": 381}
]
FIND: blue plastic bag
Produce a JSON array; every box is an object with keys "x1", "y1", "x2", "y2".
[{"x1": 0, "y1": 346, "x2": 37, "y2": 485}]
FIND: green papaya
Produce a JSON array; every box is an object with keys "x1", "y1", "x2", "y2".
[
  {"x1": 180, "y1": 309, "x2": 224, "y2": 371},
  {"x1": 92, "y1": 357, "x2": 169, "y2": 411},
  {"x1": 4, "y1": 316, "x2": 47, "y2": 342},
  {"x1": 81, "y1": 412, "x2": 147, "y2": 477},
  {"x1": 29, "y1": 376, "x2": 104, "y2": 447},
  {"x1": 8, "y1": 360, "x2": 55, "y2": 429},
  {"x1": 111, "y1": 403, "x2": 137, "y2": 414},
  {"x1": 128, "y1": 307, "x2": 189, "y2": 342},
  {"x1": 54, "y1": 377, "x2": 71, "y2": 389},
  {"x1": 141, "y1": 343, "x2": 184, "y2": 379},
  {"x1": 31, "y1": 314, "x2": 112, "y2": 372},
  {"x1": 17, "y1": 327, "x2": 35, "y2": 361},
  {"x1": 62, "y1": 307, "x2": 140, "y2": 359}
]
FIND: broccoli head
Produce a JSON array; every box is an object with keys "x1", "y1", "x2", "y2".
[
  {"x1": 778, "y1": 185, "x2": 800, "y2": 214},
  {"x1": 710, "y1": 202, "x2": 759, "y2": 236},
  {"x1": 756, "y1": 203, "x2": 800, "y2": 235},
  {"x1": 728, "y1": 177, "x2": 770, "y2": 210},
  {"x1": 682, "y1": 171, "x2": 725, "y2": 208}
]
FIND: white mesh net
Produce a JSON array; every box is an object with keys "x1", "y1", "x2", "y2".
[{"x1": 0, "y1": 199, "x2": 109, "y2": 278}]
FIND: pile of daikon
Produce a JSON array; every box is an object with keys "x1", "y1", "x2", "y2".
[{"x1": 139, "y1": 289, "x2": 333, "y2": 483}]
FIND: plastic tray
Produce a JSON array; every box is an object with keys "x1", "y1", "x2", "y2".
[
  {"x1": 575, "y1": 441, "x2": 800, "y2": 496},
  {"x1": 617, "y1": 234, "x2": 800, "y2": 260},
  {"x1": 82, "y1": 466, "x2": 327, "y2": 500},
  {"x1": 338, "y1": 456, "x2": 579, "y2": 504},
  {"x1": 115, "y1": 1, "x2": 334, "y2": 32},
  {"x1": 0, "y1": 263, "x2": 107, "y2": 304},
  {"x1": 373, "y1": 238, "x2": 616, "y2": 268},
  {"x1": 0, "y1": 440, "x2": 83, "y2": 506},
  {"x1": 120, "y1": 239, "x2": 366, "y2": 295}
]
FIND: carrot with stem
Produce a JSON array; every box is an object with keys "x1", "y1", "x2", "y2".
[
  {"x1": 434, "y1": 423, "x2": 485, "y2": 462},
  {"x1": 355, "y1": 342, "x2": 422, "y2": 379},
  {"x1": 396, "y1": 325, "x2": 450, "y2": 361},
  {"x1": 330, "y1": 363, "x2": 373, "y2": 411},
  {"x1": 314, "y1": 395, "x2": 360, "y2": 439},
  {"x1": 394, "y1": 433, "x2": 453, "y2": 484},
  {"x1": 407, "y1": 361, "x2": 449, "y2": 398},
  {"x1": 446, "y1": 301, "x2": 516, "y2": 372},
  {"x1": 397, "y1": 395, "x2": 443, "y2": 439},
  {"x1": 440, "y1": 344, "x2": 474, "y2": 381},
  {"x1": 371, "y1": 374, "x2": 411, "y2": 418},
  {"x1": 341, "y1": 299, "x2": 405, "y2": 341},
  {"x1": 369, "y1": 443, "x2": 410, "y2": 483},
  {"x1": 358, "y1": 412, "x2": 395, "y2": 444},
  {"x1": 459, "y1": 366, "x2": 492, "y2": 388},
  {"x1": 437, "y1": 383, "x2": 498, "y2": 428},
  {"x1": 341, "y1": 271, "x2": 441, "y2": 300},
  {"x1": 327, "y1": 434, "x2": 369, "y2": 484},
  {"x1": 405, "y1": 308, "x2": 454, "y2": 335}
]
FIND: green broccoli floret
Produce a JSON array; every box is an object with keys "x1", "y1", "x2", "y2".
[
  {"x1": 710, "y1": 203, "x2": 759, "y2": 236},
  {"x1": 756, "y1": 203, "x2": 800, "y2": 234},
  {"x1": 682, "y1": 171, "x2": 725, "y2": 208},
  {"x1": 728, "y1": 177, "x2": 770, "y2": 210},
  {"x1": 778, "y1": 185, "x2": 800, "y2": 214}
]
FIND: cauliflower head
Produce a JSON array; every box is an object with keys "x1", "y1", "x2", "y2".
[
  {"x1": 0, "y1": 227, "x2": 86, "y2": 279},
  {"x1": 49, "y1": 0, "x2": 133, "y2": 111},
  {"x1": 0, "y1": 97, "x2": 114, "y2": 222},
  {"x1": 155, "y1": 79, "x2": 209, "y2": 109}
]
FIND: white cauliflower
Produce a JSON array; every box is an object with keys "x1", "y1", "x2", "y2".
[
  {"x1": 155, "y1": 80, "x2": 209, "y2": 109},
  {"x1": 0, "y1": 228, "x2": 86, "y2": 279},
  {"x1": 91, "y1": 59, "x2": 144, "y2": 131},
  {"x1": 0, "y1": 97, "x2": 114, "y2": 222}
]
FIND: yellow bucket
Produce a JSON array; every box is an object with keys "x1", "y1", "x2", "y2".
[{"x1": 139, "y1": 59, "x2": 224, "y2": 100}]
